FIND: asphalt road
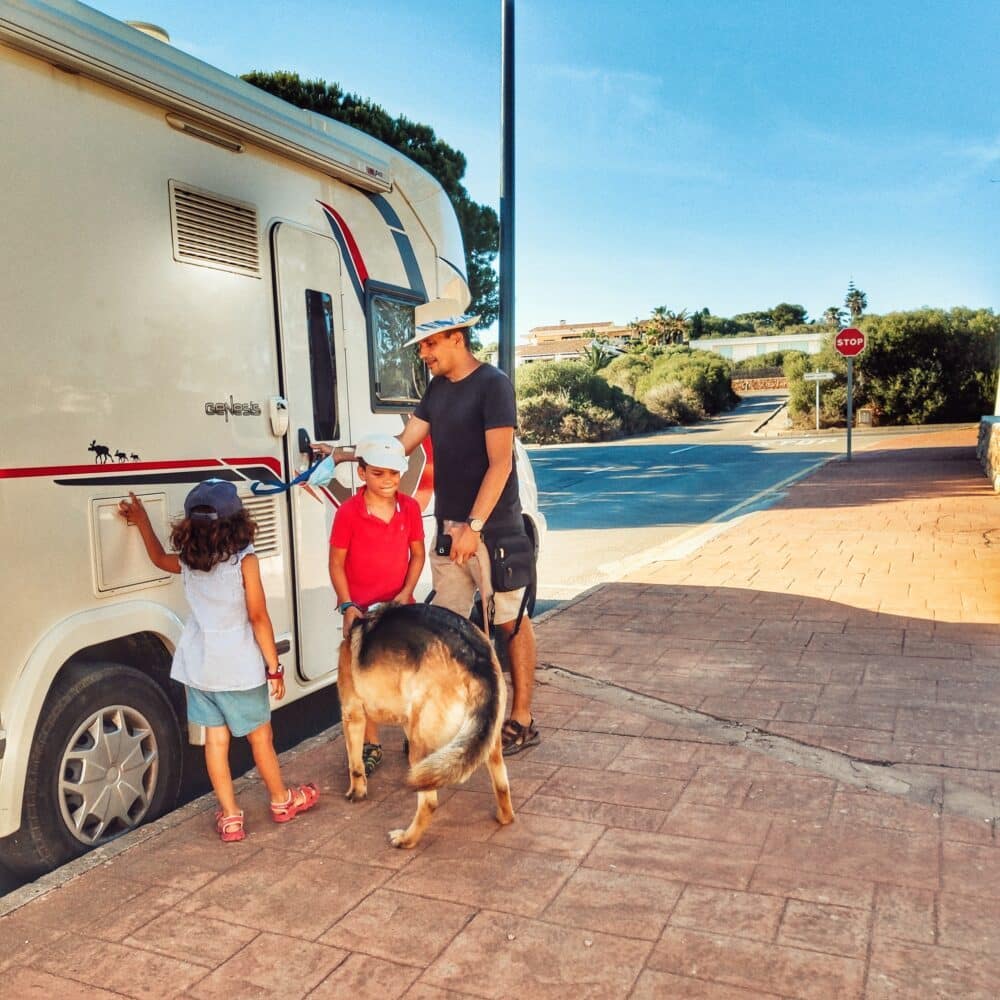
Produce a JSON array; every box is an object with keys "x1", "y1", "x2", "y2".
[{"x1": 530, "y1": 391, "x2": 848, "y2": 611}]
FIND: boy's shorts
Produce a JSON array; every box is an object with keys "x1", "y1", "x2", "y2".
[
  {"x1": 431, "y1": 520, "x2": 527, "y2": 626},
  {"x1": 186, "y1": 684, "x2": 271, "y2": 737}
]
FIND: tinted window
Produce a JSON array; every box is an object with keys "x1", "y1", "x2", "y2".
[
  {"x1": 369, "y1": 293, "x2": 427, "y2": 407},
  {"x1": 305, "y1": 289, "x2": 338, "y2": 439}
]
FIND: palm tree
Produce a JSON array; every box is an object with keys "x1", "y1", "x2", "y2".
[
  {"x1": 844, "y1": 281, "x2": 867, "y2": 322},
  {"x1": 823, "y1": 306, "x2": 845, "y2": 328},
  {"x1": 578, "y1": 339, "x2": 615, "y2": 373}
]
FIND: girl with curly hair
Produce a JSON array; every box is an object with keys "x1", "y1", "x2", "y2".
[{"x1": 119, "y1": 480, "x2": 318, "y2": 842}]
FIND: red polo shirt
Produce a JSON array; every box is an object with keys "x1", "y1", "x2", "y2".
[{"x1": 330, "y1": 490, "x2": 424, "y2": 608}]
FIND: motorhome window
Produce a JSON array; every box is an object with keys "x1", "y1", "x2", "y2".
[
  {"x1": 369, "y1": 293, "x2": 426, "y2": 408},
  {"x1": 305, "y1": 290, "x2": 339, "y2": 440}
]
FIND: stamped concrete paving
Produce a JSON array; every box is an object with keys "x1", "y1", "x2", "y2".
[{"x1": 1, "y1": 426, "x2": 997, "y2": 998}]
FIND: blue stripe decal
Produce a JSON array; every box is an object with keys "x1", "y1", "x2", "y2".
[
  {"x1": 392, "y1": 231, "x2": 427, "y2": 300},
  {"x1": 368, "y1": 193, "x2": 404, "y2": 230},
  {"x1": 439, "y1": 254, "x2": 468, "y2": 282}
]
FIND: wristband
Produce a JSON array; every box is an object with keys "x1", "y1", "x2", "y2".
[
  {"x1": 266, "y1": 663, "x2": 284, "y2": 680},
  {"x1": 338, "y1": 601, "x2": 361, "y2": 615}
]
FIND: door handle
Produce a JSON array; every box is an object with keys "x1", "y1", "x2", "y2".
[{"x1": 298, "y1": 427, "x2": 312, "y2": 456}]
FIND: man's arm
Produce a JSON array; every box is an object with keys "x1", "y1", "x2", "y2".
[
  {"x1": 450, "y1": 425, "x2": 515, "y2": 564},
  {"x1": 397, "y1": 415, "x2": 430, "y2": 456}
]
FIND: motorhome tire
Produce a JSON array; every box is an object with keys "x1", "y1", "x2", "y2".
[{"x1": 0, "y1": 662, "x2": 183, "y2": 877}]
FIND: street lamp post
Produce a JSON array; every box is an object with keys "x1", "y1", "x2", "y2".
[{"x1": 497, "y1": 0, "x2": 515, "y2": 379}]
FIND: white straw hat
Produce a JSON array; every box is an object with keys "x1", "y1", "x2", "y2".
[
  {"x1": 356, "y1": 434, "x2": 408, "y2": 473},
  {"x1": 403, "y1": 298, "x2": 480, "y2": 347}
]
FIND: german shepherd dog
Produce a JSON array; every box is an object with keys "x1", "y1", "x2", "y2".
[{"x1": 337, "y1": 603, "x2": 515, "y2": 848}]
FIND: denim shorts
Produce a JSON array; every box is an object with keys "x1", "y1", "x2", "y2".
[{"x1": 185, "y1": 684, "x2": 271, "y2": 737}]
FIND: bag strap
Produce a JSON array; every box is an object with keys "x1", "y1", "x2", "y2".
[{"x1": 249, "y1": 456, "x2": 322, "y2": 496}]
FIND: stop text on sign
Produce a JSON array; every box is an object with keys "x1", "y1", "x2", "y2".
[{"x1": 835, "y1": 328, "x2": 866, "y2": 357}]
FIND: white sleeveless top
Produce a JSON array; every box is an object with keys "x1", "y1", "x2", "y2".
[{"x1": 171, "y1": 545, "x2": 266, "y2": 692}]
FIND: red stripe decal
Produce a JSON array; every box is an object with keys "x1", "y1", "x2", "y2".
[
  {"x1": 317, "y1": 200, "x2": 370, "y2": 285},
  {"x1": 0, "y1": 457, "x2": 281, "y2": 480}
]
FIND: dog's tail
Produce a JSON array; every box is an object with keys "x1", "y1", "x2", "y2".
[{"x1": 407, "y1": 675, "x2": 500, "y2": 791}]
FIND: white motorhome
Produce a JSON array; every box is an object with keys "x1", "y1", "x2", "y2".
[{"x1": 0, "y1": 0, "x2": 544, "y2": 875}]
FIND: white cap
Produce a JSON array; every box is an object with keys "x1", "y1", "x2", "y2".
[
  {"x1": 356, "y1": 434, "x2": 408, "y2": 473},
  {"x1": 402, "y1": 298, "x2": 480, "y2": 347}
]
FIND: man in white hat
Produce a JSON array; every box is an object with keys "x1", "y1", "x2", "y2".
[{"x1": 396, "y1": 300, "x2": 540, "y2": 755}]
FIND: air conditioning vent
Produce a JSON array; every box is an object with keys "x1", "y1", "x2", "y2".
[
  {"x1": 242, "y1": 495, "x2": 280, "y2": 557},
  {"x1": 169, "y1": 181, "x2": 260, "y2": 277}
]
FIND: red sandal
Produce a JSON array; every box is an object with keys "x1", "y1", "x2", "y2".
[
  {"x1": 215, "y1": 809, "x2": 245, "y2": 843},
  {"x1": 270, "y1": 782, "x2": 320, "y2": 823}
]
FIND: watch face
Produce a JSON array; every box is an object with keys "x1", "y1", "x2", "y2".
[{"x1": 469, "y1": 518, "x2": 484, "y2": 532}]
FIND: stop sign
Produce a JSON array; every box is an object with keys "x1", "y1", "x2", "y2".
[{"x1": 835, "y1": 327, "x2": 866, "y2": 357}]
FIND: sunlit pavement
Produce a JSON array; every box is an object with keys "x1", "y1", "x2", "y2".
[{"x1": 1, "y1": 425, "x2": 998, "y2": 997}]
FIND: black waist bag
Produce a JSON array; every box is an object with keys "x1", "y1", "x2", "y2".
[
  {"x1": 487, "y1": 530, "x2": 534, "y2": 593},
  {"x1": 484, "y1": 528, "x2": 536, "y2": 638}
]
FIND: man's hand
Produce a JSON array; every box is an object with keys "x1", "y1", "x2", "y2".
[
  {"x1": 268, "y1": 674, "x2": 286, "y2": 701},
  {"x1": 449, "y1": 524, "x2": 480, "y2": 565}
]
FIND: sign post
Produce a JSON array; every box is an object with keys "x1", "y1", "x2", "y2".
[
  {"x1": 834, "y1": 328, "x2": 866, "y2": 460},
  {"x1": 803, "y1": 371, "x2": 835, "y2": 430}
]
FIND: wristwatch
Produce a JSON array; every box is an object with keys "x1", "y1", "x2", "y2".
[
  {"x1": 467, "y1": 516, "x2": 484, "y2": 533},
  {"x1": 266, "y1": 663, "x2": 284, "y2": 680}
]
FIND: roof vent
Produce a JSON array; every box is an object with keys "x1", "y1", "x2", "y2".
[
  {"x1": 126, "y1": 22, "x2": 170, "y2": 44},
  {"x1": 168, "y1": 181, "x2": 260, "y2": 277}
]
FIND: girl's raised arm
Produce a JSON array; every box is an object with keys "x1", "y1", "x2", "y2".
[{"x1": 118, "y1": 493, "x2": 181, "y2": 573}]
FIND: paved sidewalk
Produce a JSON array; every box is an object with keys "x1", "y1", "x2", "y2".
[{"x1": 1, "y1": 427, "x2": 998, "y2": 998}]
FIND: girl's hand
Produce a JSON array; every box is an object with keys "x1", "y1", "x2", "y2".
[
  {"x1": 394, "y1": 588, "x2": 415, "y2": 605},
  {"x1": 269, "y1": 674, "x2": 285, "y2": 701},
  {"x1": 342, "y1": 605, "x2": 363, "y2": 638},
  {"x1": 118, "y1": 492, "x2": 148, "y2": 526}
]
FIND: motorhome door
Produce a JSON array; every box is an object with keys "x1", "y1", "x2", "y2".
[{"x1": 272, "y1": 223, "x2": 351, "y2": 680}]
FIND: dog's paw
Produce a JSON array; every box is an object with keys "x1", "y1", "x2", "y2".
[
  {"x1": 495, "y1": 806, "x2": 515, "y2": 826},
  {"x1": 388, "y1": 828, "x2": 418, "y2": 849},
  {"x1": 344, "y1": 784, "x2": 368, "y2": 803}
]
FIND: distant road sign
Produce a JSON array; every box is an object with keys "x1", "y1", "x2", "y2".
[
  {"x1": 835, "y1": 328, "x2": 866, "y2": 357},
  {"x1": 803, "y1": 371, "x2": 835, "y2": 382}
]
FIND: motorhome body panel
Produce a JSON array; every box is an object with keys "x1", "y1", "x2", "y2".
[{"x1": 0, "y1": 9, "x2": 462, "y2": 841}]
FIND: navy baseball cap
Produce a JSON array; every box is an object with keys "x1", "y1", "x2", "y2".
[{"x1": 184, "y1": 479, "x2": 243, "y2": 520}]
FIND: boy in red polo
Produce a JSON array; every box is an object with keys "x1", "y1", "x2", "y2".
[{"x1": 328, "y1": 434, "x2": 425, "y2": 775}]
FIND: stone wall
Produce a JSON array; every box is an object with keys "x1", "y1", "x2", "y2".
[
  {"x1": 977, "y1": 416, "x2": 1000, "y2": 491},
  {"x1": 732, "y1": 377, "x2": 788, "y2": 392}
]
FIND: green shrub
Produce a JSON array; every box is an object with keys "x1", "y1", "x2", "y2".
[
  {"x1": 601, "y1": 354, "x2": 651, "y2": 396},
  {"x1": 643, "y1": 381, "x2": 705, "y2": 425},
  {"x1": 559, "y1": 404, "x2": 623, "y2": 442},
  {"x1": 635, "y1": 348, "x2": 736, "y2": 414},
  {"x1": 517, "y1": 392, "x2": 567, "y2": 444}
]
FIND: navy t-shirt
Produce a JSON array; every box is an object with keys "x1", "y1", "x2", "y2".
[{"x1": 414, "y1": 364, "x2": 522, "y2": 533}]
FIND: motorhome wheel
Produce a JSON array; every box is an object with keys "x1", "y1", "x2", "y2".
[{"x1": 0, "y1": 663, "x2": 182, "y2": 876}]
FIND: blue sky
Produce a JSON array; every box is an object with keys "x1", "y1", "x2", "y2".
[{"x1": 93, "y1": 0, "x2": 999, "y2": 338}]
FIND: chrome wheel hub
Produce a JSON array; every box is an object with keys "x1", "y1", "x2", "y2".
[{"x1": 58, "y1": 705, "x2": 159, "y2": 845}]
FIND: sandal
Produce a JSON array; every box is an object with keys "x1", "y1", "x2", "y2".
[
  {"x1": 362, "y1": 742, "x2": 383, "y2": 776},
  {"x1": 270, "y1": 782, "x2": 320, "y2": 823},
  {"x1": 501, "y1": 717, "x2": 540, "y2": 757},
  {"x1": 215, "y1": 809, "x2": 245, "y2": 843}
]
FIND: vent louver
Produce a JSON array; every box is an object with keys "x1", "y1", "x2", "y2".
[
  {"x1": 169, "y1": 181, "x2": 260, "y2": 277},
  {"x1": 242, "y1": 495, "x2": 280, "y2": 557}
]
